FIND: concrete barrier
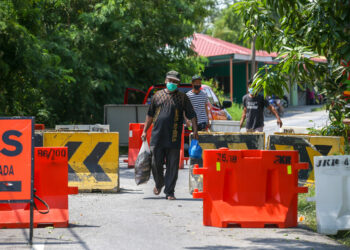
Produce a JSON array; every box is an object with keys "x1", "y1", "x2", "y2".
[
  {"x1": 189, "y1": 132, "x2": 265, "y2": 193},
  {"x1": 43, "y1": 132, "x2": 119, "y2": 192},
  {"x1": 267, "y1": 134, "x2": 344, "y2": 181},
  {"x1": 55, "y1": 124, "x2": 109, "y2": 132}
]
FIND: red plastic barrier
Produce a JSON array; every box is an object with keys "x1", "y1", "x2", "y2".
[
  {"x1": 127, "y1": 123, "x2": 152, "y2": 168},
  {"x1": 127, "y1": 123, "x2": 185, "y2": 169},
  {"x1": 34, "y1": 124, "x2": 45, "y2": 130},
  {"x1": 179, "y1": 125, "x2": 185, "y2": 169},
  {"x1": 0, "y1": 147, "x2": 78, "y2": 228},
  {"x1": 193, "y1": 149, "x2": 308, "y2": 228}
]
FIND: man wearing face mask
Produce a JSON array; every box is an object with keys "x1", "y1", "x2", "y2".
[
  {"x1": 186, "y1": 75, "x2": 211, "y2": 131},
  {"x1": 141, "y1": 70, "x2": 198, "y2": 200},
  {"x1": 240, "y1": 79, "x2": 282, "y2": 132}
]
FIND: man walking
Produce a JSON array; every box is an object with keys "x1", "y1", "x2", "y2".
[
  {"x1": 240, "y1": 80, "x2": 282, "y2": 132},
  {"x1": 141, "y1": 70, "x2": 198, "y2": 200},
  {"x1": 186, "y1": 75, "x2": 211, "y2": 131}
]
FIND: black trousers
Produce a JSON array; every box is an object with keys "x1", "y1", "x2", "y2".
[
  {"x1": 150, "y1": 146, "x2": 180, "y2": 197},
  {"x1": 197, "y1": 122, "x2": 207, "y2": 131}
]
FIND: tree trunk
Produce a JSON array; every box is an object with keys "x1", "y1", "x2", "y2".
[{"x1": 251, "y1": 35, "x2": 256, "y2": 79}]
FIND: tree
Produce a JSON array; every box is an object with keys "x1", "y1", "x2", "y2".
[
  {"x1": 205, "y1": 2, "x2": 248, "y2": 47},
  {"x1": 234, "y1": 0, "x2": 350, "y2": 136},
  {"x1": 0, "y1": 0, "x2": 214, "y2": 126}
]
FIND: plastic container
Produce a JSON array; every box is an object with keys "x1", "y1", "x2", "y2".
[{"x1": 210, "y1": 120, "x2": 240, "y2": 132}]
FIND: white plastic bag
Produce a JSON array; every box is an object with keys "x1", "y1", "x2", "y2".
[{"x1": 134, "y1": 140, "x2": 151, "y2": 185}]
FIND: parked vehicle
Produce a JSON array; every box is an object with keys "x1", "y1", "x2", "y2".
[
  {"x1": 264, "y1": 95, "x2": 284, "y2": 117},
  {"x1": 123, "y1": 88, "x2": 146, "y2": 104},
  {"x1": 282, "y1": 95, "x2": 289, "y2": 108}
]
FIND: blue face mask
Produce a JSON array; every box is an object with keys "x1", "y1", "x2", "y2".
[
  {"x1": 248, "y1": 88, "x2": 254, "y2": 94},
  {"x1": 166, "y1": 82, "x2": 178, "y2": 92}
]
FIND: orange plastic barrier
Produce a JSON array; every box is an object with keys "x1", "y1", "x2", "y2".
[
  {"x1": 127, "y1": 123, "x2": 185, "y2": 169},
  {"x1": 0, "y1": 147, "x2": 78, "y2": 228},
  {"x1": 127, "y1": 123, "x2": 152, "y2": 168},
  {"x1": 193, "y1": 149, "x2": 308, "y2": 228}
]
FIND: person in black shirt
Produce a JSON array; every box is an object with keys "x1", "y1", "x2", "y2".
[
  {"x1": 240, "y1": 80, "x2": 282, "y2": 132},
  {"x1": 141, "y1": 70, "x2": 198, "y2": 200}
]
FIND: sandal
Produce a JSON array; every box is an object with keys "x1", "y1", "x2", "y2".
[
  {"x1": 153, "y1": 187, "x2": 162, "y2": 195},
  {"x1": 166, "y1": 195, "x2": 176, "y2": 200}
]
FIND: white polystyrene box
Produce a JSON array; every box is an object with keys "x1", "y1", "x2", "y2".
[
  {"x1": 314, "y1": 155, "x2": 350, "y2": 235},
  {"x1": 279, "y1": 126, "x2": 309, "y2": 134},
  {"x1": 210, "y1": 120, "x2": 240, "y2": 132}
]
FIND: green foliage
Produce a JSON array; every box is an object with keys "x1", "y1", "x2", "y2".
[
  {"x1": 311, "y1": 105, "x2": 326, "y2": 112},
  {"x1": 298, "y1": 184, "x2": 317, "y2": 231},
  {"x1": 203, "y1": 78, "x2": 225, "y2": 102},
  {"x1": 234, "y1": 0, "x2": 350, "y2": 138},
  {"x1": 225, "y1": 103, "x2": 243, "y2": 121},
  {"x1": 168, "y1": 56, "x2": 209, "y2": 84},
  {"x1": 0, "y1": 0, "x2": 214, "y2": 126},
  {"x1": 206, "y1": 5, "x2": 248, "y2": 47}
]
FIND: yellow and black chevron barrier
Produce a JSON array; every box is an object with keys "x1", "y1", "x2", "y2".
[
  {"x1": 192, "y1": 132, "x2": 265, "y2": 151},
  {"x1": 43, "y1": 132, "x2": 119, "y2": 192},
  {"x1": 268, "y1": 134, "x2": 344, "y2": 182}
]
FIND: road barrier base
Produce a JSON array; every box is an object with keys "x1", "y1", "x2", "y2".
[
  {"x1": 0, "y1": 147, "x2": 78, "y2": 228},
  {"x1": 193, "y1": 149, "x2": 308, "y2": 228},
  {"x1": 189, "y1": 132, "x2": 265, "y2": 194}
]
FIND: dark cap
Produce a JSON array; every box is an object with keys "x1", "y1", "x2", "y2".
[
  {"x1": 166, "y1": 70, "x2": 180, "y2": 82},
  {"x1": 191, "y1": 75, "x2": 202, "y2": 82}
]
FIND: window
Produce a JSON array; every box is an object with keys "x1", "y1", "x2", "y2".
[
  {"x1": 204, "y1": 88, "x2": 220, "y2": 108},
  {"x1": 209, "y1": 88, "x2": 221, "y2": 108},
  {"x1": 203, "y1": 88, "x2": 214, "y2": 105},
  {"x1": 128, "y1": 91, "x2": 146, "y2": 104}
]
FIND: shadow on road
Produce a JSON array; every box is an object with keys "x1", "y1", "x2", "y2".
[
  {"x1": 143, "y1": 197, "x2": 201, "y2": 202},
  {"x1": 119, "y1": 188, "x2": 144, "y2": 194},
  {"x1": 244, "y1": 237, "x2": 348, "y2": 249},
  {"x1": 186, "y1": 246, "x2": 240, "y2": 249},
  {"x1": 69, "y1": 224, "x2": 100, "y2": 228},
  {"x1": 118, "y1": 166, "x2": 135, "y2": 180}
]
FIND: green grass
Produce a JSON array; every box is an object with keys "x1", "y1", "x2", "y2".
[
  {"x1": 226, "y1": 102, "x2": 243, "y2": 121},
  {"x1": 311, "y1": 105, "x2": 327, "y2": 112},
  {"x1": 298, "y1": 184, "x2": 317, "y2": 230},
  {"x1": 298, "y1": 184, "x2": 350, "y2": 247}
]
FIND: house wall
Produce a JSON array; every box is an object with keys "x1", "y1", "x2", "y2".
[{"x1": 203, "y1": 61, "x2": 267, "y2": 104}]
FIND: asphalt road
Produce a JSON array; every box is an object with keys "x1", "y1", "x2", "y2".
[
  {"x1": 0, "y1": 105, "x2": 347, "y2": 250},
  {"x1": 262, "y1": 105, "x2": 329, "y2": 136}
]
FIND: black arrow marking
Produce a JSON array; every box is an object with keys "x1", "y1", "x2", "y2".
[
  {"x1": 83, "y1": 142, "x2": 112, "y2": 182},
  {"x1": 65, "y1": 141, "x2": 82, "y2": 181},
  {"x1": 314, "y1": 145, "x2": 332, "y2": 156},
  {"x1": 198, "y1": 134, "x2": 264, "y2": 149}
]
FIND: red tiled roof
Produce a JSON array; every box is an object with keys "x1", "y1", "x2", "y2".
[
  {"x1": 191, "y1": 33, "x2": 326, "y2": 63},
  {"x1": 191, "y1": 33, "x2": 276, "y2": 58}
]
